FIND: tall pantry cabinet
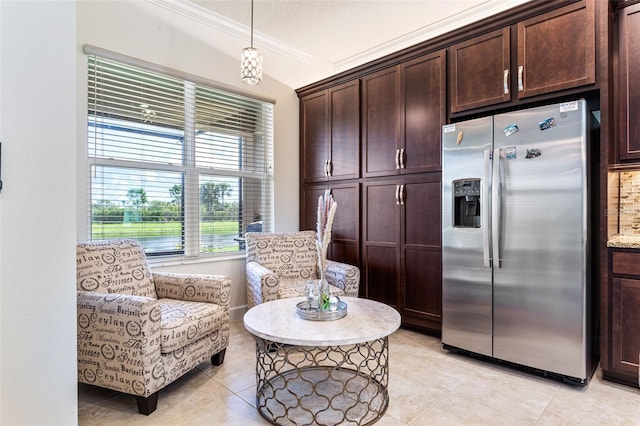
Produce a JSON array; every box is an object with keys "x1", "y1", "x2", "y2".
[
  {"x1": 299, "y1": 50, "x2": 445, "y2": 333},
  {"x1": 300, "y1": 80, "x2": 361, "y2": 267},
  {"x1": 361, "y1": 51, "x2": 445, "y2": 331}
]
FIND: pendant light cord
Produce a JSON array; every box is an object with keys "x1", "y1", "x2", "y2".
[{"x1": 250, "y1": 0, "x2": 254, "y2": 48}]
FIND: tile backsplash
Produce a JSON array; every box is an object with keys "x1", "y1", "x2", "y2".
[{"x1": 618, "y1": 171, "x2": 640, "y2": 236}]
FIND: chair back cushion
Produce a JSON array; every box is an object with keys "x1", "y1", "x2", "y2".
[
  {"x1": 76, "y1": 239, "x2": 157, "y2": 299},
  {"x1": 245, "y1": 231, "x2": 318, "y2": 281}
]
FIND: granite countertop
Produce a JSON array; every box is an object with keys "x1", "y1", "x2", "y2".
[{"x1": 607, "y1": 235, "x2": 640, "y2": 249}]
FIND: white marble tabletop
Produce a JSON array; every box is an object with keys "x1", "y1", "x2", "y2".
[{"x1": 243, "y1": 297, "x2": 401, "y2": 346}]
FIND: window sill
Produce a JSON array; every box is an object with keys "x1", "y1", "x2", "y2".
[{"x1": 147, "y1": 252, "x2": 247, "y2": 268}]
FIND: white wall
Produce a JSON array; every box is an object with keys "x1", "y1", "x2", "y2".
[
  {"x1": 76, "y1": 0, "x2": 301, "y2": 320},
  {"x1": 0, "y1": 1, "x2": 78, "y2": 424},
  {"x1": 0, "y1": 0, "x2": 300, "y2": 422}
]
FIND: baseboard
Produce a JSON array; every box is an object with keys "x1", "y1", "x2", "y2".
[{"x1": 230, "y1": 305, "x2": 248, "y2": 322}]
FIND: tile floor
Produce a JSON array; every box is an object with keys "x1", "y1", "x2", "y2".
[{"x1": 78, "y1": 321, "x2": 640, "y2": 425}]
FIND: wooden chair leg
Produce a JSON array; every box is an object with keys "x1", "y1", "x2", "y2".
[
  {"x1": 211, "y1": 348, "x2": 226, "y2": 366},
  {"x1": 136, "y1": 392, "x2": 159, "y2": 415}
]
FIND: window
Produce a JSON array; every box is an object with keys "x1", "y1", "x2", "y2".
[{"x1": 87, "y1": 54, "x2": 273, "y2": 257}]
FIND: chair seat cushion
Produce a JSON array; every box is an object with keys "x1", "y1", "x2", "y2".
[
  {"x1": 159, "y1": 298, "x2": 226, "y2": 353},
  {"x1": 278, "y1": 280, "x2": 345, "y2": 300}
]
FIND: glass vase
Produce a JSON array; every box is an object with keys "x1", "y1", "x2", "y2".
[
  {"x1": 319, "y1": 278, "x2": 331, "y2": 312},
  {"x1": 307, "y1": 279, "x2": 319, "y2": 309}
]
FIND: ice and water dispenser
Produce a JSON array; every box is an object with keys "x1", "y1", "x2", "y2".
[{"x1": 453, "y1": 179, "x2": 481, "y2": 228}]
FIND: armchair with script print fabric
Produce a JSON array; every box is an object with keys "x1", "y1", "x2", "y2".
[
  {"x1": 76, "y1": 239, "x2": 231, "y2": 415},
  {"x1": 244, "y1": 231, "x2": 360, "y2": 308}
]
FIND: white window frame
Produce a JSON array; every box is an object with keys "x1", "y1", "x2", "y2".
[{"x1": 85, "y1": 47, "x2": 274, "y2": 260}]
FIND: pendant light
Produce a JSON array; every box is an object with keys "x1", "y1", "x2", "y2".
[{"x1": 241, "y1": 0, "x2": 262, "y2": 85}]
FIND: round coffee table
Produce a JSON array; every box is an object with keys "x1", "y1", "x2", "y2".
[{"x1": 243, "y1": 297, "x2": 401, "y2": 426}]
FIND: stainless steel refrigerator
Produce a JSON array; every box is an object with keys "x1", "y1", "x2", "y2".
[{"x1": 441, "y1": 99, "x2": 598, "y2": 385}]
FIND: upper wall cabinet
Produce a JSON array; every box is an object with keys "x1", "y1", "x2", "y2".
[
  {"x1": 449, "y1": 28, "x2": 511, "y2": 113},
  {"x1": 300, "y1": 80, "x2": 360, "y2": 183},
  {"x1": 450, "y1": 0, "x2": 595, "y2": 114},
  {"x1": 362, "y1": 50, "x2": 446, "y2": 178},
  {"x1": 618, "y1": 2, "x2": 640, "y2": 161},
  {"x1": 517, "y1": 0, "x2": 595, "y2": 98}
]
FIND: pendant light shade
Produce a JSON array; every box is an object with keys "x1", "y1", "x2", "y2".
[{"x1": 241, "y1": 0, "x2": 262, "y2": 85}]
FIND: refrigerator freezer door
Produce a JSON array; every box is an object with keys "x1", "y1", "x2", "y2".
[
  {"x1": 492, "y1": 100, "x2": 588, "y2": 379},
  {"x1": 442, "y1": 117, "x2": 493, "y2": 356}
]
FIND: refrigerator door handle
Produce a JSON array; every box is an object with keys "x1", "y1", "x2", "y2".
[
  {"x1": 492, "y1": 148, "x2": 502, "y2": 269},
  {"x1": 483, "y1": 149, "x2": 492, "y2": 268}
]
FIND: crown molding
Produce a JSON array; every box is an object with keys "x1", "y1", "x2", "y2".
[
  {"x1": 145, "y1": 0, "x2": 332, "y2": 69},
  {"x1": 333, "y1": 0, "x2": 531, "y2": 72}
]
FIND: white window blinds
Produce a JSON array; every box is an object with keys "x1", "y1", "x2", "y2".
[{"x1": 87, "y1": 54, "x2": 273, "y2": 257}]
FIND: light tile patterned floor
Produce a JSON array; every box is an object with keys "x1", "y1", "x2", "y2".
[{"x1": 78, "y1": 321, "x2": 640, "y2": 425}]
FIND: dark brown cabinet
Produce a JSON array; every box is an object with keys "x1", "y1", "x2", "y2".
[
  {"x1": 297, "y1": 0, "x2": 602, "y2": 336},
  {"x1": 301, "y1": 182, "x2": 360, "y2": 269},
  {"x1": 517, "y1": 0, "x2": 595, "y2": 98},
  {"x1": 362, "y1": 67, "x2": 401, "y2": 177},
  {"x1": 362, "y1": 50, "x2": 445, "y2": 177},
  {"x1": 449, "y1": 28, "x2": 511, "y2": 113},
  {"x1": 604, "y1": 249, "x2": 640, "y2": 387},
  {"x1": 402, "y1": 52, "x2": 446, "y2": 174},
  {"x1": 618, "y1": 3, "x2": 640, "y2": 161},
  {"x1": 363, "y1": 175, "x2": 442, "y2": 331},
  {"x1": 300, "y1": 80, "x2": 360, "y2": 183},
  {"x1": 450, "y1": 0, "x2": 595, "y2": 114}
]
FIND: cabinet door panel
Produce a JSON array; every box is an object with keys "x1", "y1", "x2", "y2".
[
  {"x1": 364, "y1": 182, "x2": 398, "y2": 244},
  {"x1": 330, "y1": 183, "x2": 360, "y2": 267},
  {"x1": 330, "y1": 184, "x2": 359, "y2": 243},
  {"x1": 450, "y1": 28, "x2": 511, "y2": 113},
  {"x1": 301, "y1": 186, "x2": 325, "y2": 232},
  {"x1": 619, "y1": 3, "x2": 640, "y2": 160},
  {"x1": 301, "y1": 92, "x2": 328, "y2": 182},
  {"x1": 404, "y1": 178, "x2": 441, "y2": 247},
  {"x1": 402, "y1": 177, "x2": 442, "y2": 328},
  {"x1": 330, "y1": 81, "x2": 360, "y2": 180},
  {"x1": 365, "y1": 245, "x2": 398, "y2": 307},
  {"x1": 611, "y1": 278, "x2": 640, "y2": 375},
  {"x1": 402, "y1": 52, "x2": 445, "y2": 174},
  {"x1": 517, "y1": 0, "x2": 595, "y2": 98},
  {"x1": 363, "y1": 180, "x2": 400, "y2": 306},
  {"x1": 362, "y1": 67, "x2": 400, "y2": 177},
  {"x1": 302, "y1": 183, "x2": 360, "y2": 268},
  {"x1": 404, "y1": 248, "x2": 441, "y2": 320}
]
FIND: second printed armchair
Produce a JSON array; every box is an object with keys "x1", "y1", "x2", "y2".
[{"x1": 245, "y1": 231, "x2": 360, "y2": 308}]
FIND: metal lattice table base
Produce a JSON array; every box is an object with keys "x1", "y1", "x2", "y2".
[{"x1": 254, "y1": 337, "x2": 390, "y2": 425}]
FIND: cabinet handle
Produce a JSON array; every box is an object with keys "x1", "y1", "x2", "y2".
[
  {"x1": 400, "y1": 148, "x2": 405, "y2": 169},
  {"x1": 503, "y1": 69, "x2": 509, "y2": 95},
  {"x1": 400, "y1": 184, "x2": 405, "y2": 205},
  {"x1": 327, "y1": 160, "x2": 332, "y2": 177},
  {"x1": 324, "y1": 160, "x2": 329, "y2": 177},
  {"x1": 518, "y1": 65, "x2": 524, "y2": 92},
  {"x1": 395, "y1": 184, "x2": 400, "y2": 205},
  {"x1": 395, "y1": 149, "x2": 400, "y2": 170}
]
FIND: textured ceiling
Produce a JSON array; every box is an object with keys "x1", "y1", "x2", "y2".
[{"x1": 153, "y1": 0, "x2": 532, "y2": 88}]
